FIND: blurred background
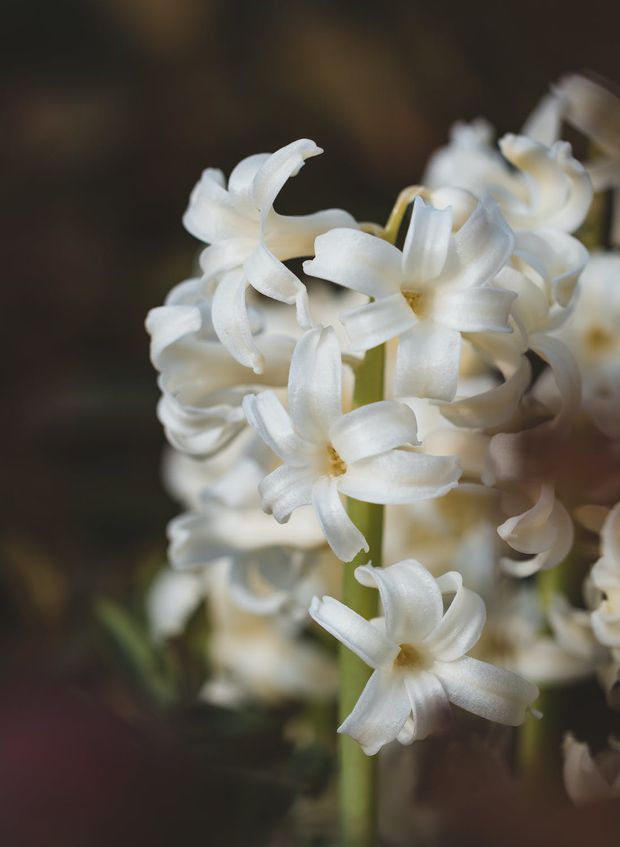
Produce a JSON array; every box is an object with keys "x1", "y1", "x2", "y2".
[{"x1": 2, "y1": 0, "x2": 620, "y2": 844}]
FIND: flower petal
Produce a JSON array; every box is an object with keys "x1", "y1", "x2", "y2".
[
  {"x1": 340, "y1": 293, "x2": 417, "y2": 353},
  {"x1": 227, "y1": 153, "x2": 271, "y2": 201},
  {"x1": 355, "y1": 561, "x2": 444, "y2": 644},
  {"x1": 498, "y1": 134, "x2": 592, "y2": 233},
  {"x1": 438, "y1": 354, "x2": 531, "y2": 429},
  {"x1": 434, "y1": 655, "x2": 539, "y2": 725},
  {"x1": 312, "y1": 476, "x2": 368, "y2": 561},
  {"x1": 288, "y1": 327, "x2": 343, "y2": 443},
  {"x1": 402, "y1": 196, "x2": 452, "y2": 284},
  {"x1": 443, "y1": 194, "x2": 514, "y2": 288},
  {"x1": 252, "y1": 138, "x2": 322, "y2": 217},
  {"x1": 329, "y1": 401, "x2": 419, "y2": 465},
  {"x1": 434, "y1": 286, "x2": 517, "y2": 333},
  {"x1": 259, "y1": 463, "x2": 315, "y2": 523},
  {"x1": 394, "y1": 322, "x2": 462, "y2": 402},
  {"x1": 211, "y1": 270, "x2": 264, "y2": 373},
  {"x1": 268, "y1": 208, "x2": 357, "y2": 260},
  {"x1": 309, "y1": 597, "x2": 398, "y2": 669},
  {"x1": 304, "y1": 228, "x2": 403, "y2": 298},
  {"x1": 337, "y1": 669, "x2": 412, "y2": 755},
  {"x1": 183, "y1": 168, "x2": 257, "y2": 243},
  {"x1": 423, "y1": 572, "x2": 486, "y2": 662},
  {"x1": 244, "y1": 241, "x2": 312, "y2": 328},
  {"x1": 339, "y1": 449, "x2": 460, "y2": 504},
  {"x1": 242, "y1": 391, "x2": 313, "y2": 465},
  {"x1": 403, "y1": 670, "x2": 452, "y2": 740}
]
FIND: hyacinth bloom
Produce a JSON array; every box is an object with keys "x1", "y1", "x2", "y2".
[
  {"x1": 243, "y1": 327, "x2": 460, "y2": 561},
  {"x1": 183, "y1": 138, "x2": 356, "y2": 372},
  {"x1": 304, "y1": 194, "x2": 517, "y2": 401},
  {"x1": 310, "y1": 560, "x2": 539, "y2": 755},
  {"x1": 563, "y1": 734, "x2": 620, "y2": 806},
  {"x1": 590, "y1": 503, "x2": 620, "y2": 648}
]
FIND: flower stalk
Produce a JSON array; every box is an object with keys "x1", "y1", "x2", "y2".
[
  {"x1": 339, "y1": 196, "x2": 400, "y2": 847},
  {"x1": 339, "y1": 342, "x2": 386, "y2": 847}
]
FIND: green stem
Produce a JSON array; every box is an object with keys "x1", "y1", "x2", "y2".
[
  {"x1": 340, "y1": 343, "x2": 386, "y2": 847},
  {"x1": 517, "y1": 566, "x2": 567, "y2": 790}
]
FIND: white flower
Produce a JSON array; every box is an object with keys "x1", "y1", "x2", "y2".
[
  {"x1": 146, "y1": 290, "x2": 294, "y2": 455},
  {"x1": 477, "y1": 588, "x2": 603, "y2": 686},
  {"x1": 425, "y1": 128, "x2": 592, "y2": 234},
  {"x1": 243, "y1": 327, "x2": 460, "y2": 561},
  {"x1": 183, "y1": 139, "x2": 356, "y2": 371},
  {"x1": 590, "y1": 503, "x2": 620, "y2": 648},
  {"x1": 163, "y1": 432, "x2": 331, "y2": 618},
  {"x1": 146, "y1": 568, "x2": 210, "y2": 642},
  {"x1": 203, "y1": 562, "x2": 338, "y2": 706},
  {"x1": 563, "y1": 734, "x2": 620, "y2": 806},
  {"x1": 310, "y1": 560, "x2": 539, "y2": 755},
  {"x1": 554, "y1": 252, "x2": 620, "y2": 438},
  {"x1": 304, "y1": 194, "x2": 516, "y2": 401},
  {"x1": 526, "y1": 74, "x2": 620, "y2": 244},
  {"x1": 497, "y1": 482, "x2": 574, "y2": 577}
]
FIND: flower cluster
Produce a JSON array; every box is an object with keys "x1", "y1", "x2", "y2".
[{"x1": 145, "y1": 73, "x2": 620, "y2": 796}]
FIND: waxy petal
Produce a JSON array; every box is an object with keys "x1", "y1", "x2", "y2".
[
  {"x1": 337, "y1": 669, "x2": 412, "y2": 755},
  {"x1": 355, "y1": 561, "x2": 444, "y2": 644},
  {"x1": 304, "y1": 228, "x2": 403, "y2": 298},
  {"x1": 339, "y1": 450, "x2": 460, "y2": 504},
  {"x1": 211, "y1": 269, "x2": 264, "y2": 373},
  {"x1": 242, "y1": 391, "x2": 313, "y2": 466},
  {"x1": 288, "y1": 327, "x2": 343, "y2": 443},
  {"x1": 329, "y1": 401, "x2": 420, "y2": 465},
  {"x1": 312, "y1": 476, "x2": 368, "y2": 561},
  {"x1": 402, "y1": 197, "x2": 452, "y2": 284},
  {"x1": 434, "y1": 286, "x2": 517, "y2": 333},
  {"x1": 403, "y1": 671, "x2": 452, "y2": 741},
  {"x1": 259, "y1": 463, "x2": 315, "y2": 523},
  {"x1": 434, "y1": 655, "x2": 538, "y2": 725},
  {"x1": 442, "y1": 194, "x2": 514, "y2": 288},
  {"x1": 183, "y1": 168, "x2": 257, "y2": 243},
  {"x1": 341, "y1": 293, "x2": 417, "y2": 353},
  {"x1": 424, "y1": 572, "x2": 486, "y2": 662},
  {"x1": 252, "y1": 138, "x2": 322, "y2": 218},
  {"x1": 244, "y1": 241, "x2": 312, "y2": 328},
  {"x1": 309, "y1": 597, "x2": 398, "y2": 669},
  {"x1": 395, "y1": 322, "x2": 462, "y2": 402}
]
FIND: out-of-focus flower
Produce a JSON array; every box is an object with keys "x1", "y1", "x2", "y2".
[
  {"x1": 304, "y1": 194, "x2": 516, "y2": 401},
  {"x1": 497, "y1": 482, "x2": 574, "y2": 577},
  {"x1": 525, "y1": 74, "x2": 620, "y2": 244},
  {"x1": 563, "y1": 734, "x2": 620, "y2": 805},
  {"x1": 146, "y1": 568, "x2": 211, "y2": 642},
  {"x1": 202, "y1": 563, "x2": 338, "y2": 706},
  {"x1": 554, "y1": 252, "x2": 620, "y2": 438},
  {"x1": 243, "y1": 327, "x2": 460, "y2": 561},
  {"x1": 146, "y1": 292, "x2": 294, "y2": 455},
  {"x1": 590, "y1": 503, "x2": 620, "y2": 648},
  {"x1": 476, "y1": 589, "x2": 603, "y2": 685},
  {"x1": 310, "y1": 560, "x2": 538, "y2": 755},
  {"x1": 183, "y1": 139, "x2": 356, "y2": 370},
  {"x1": 425, "y1": 129, "x2": 592, "y2": 234}
]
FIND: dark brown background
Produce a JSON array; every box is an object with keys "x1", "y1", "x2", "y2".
[{"x1": 1, "y1": 1, "x2": 620, "y2": 844}]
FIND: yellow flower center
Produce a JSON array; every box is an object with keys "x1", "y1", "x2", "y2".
[
  {"x1": 402, "y1": 289, "x2": 428, "y2": 316},
  {"x1": 327, "y1": 443, "x2": 347, "y2": 477},
  {"x1": 393, "y1": 643, "x2": 428, "y2": 670},
  {"x1": 585, "y1": 325, "x2": 614, "y2": 353}
]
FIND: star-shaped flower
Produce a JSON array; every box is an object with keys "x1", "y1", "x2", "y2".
[
  {"x1": 243, "y1": 327, "x2": 460, "y2": 561},
  {"x1": 310, "y1": 559, "x2": 539, "y2": 755},
  {"x1": 304, "y1": 194, "x2": 516, "y2": 401},
  {"x1": 184, "y1": 139, "x2": 356, "y2": 371}
]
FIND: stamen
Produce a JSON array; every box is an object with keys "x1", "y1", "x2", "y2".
[
  {"x1": 585, "y1": 325, "x2": 614, "y2": 352},
  {"x1": 394, "y1": 643, "x2": 427, "y2": 669},
  {"x1": 402, "y1": 290, "x2": 426, "y2": 314},
  {"x1": 327, "y1": 444, "x2": 347, "y2": 477}
]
